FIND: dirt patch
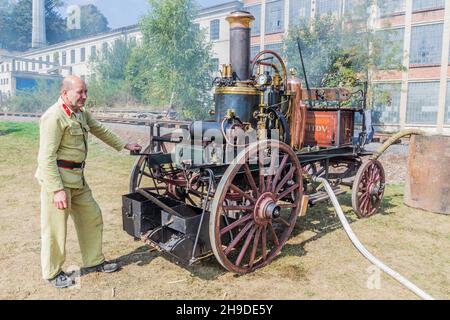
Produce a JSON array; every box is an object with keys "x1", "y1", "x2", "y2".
[{"x1": 0, "y1": 121, "x2": 448, "y2": 300}]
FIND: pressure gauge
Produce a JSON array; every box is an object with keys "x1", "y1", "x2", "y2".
[{"x1": 257, "y1": 73, "x2": 269, "y2": 86}]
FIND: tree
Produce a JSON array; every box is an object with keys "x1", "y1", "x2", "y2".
[
  {"x1": 284, "y1": 0, "x2": 404, "y2": 94},
  {"x1": 0, "y1": 1, "x2": 110, "y2": 51},
  {"x1": 126, "y1": 0, "x2": 214, "y2": 120},
  {"x1": 85, "y1": 38, "x2": 138, "y2": 109},
  {"x1": 67, "y1": 4, "x2": 109, "y2": 40},
  {"x1": 91, "y1": 38, "x2": 136, "y2": 81},
  {"x1": 0, "y1": 0, "x2": 13, "y2": 49},
  {"x1": 0, "y1": 0, "x2": 67, "y2": 51}
]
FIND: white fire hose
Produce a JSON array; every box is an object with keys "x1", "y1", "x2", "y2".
[{"x1": 313, "y1": 177, "x2": 435, "y2": 300}]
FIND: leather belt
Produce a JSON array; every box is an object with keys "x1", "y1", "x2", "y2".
[{"x1": 57, "y1": 160, "x2": 86, "y2": 170}]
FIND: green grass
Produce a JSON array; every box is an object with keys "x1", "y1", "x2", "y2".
[
  {"x1": 0, "y1": 122, "x2": 39, "y2": 140},
  {"x1": 0, "y1": 121, "x2": 449, "y2": 300}
]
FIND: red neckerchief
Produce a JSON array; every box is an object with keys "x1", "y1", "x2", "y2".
[{"x1": 61, "y1": 103, "x2": 84, "y2": 117}]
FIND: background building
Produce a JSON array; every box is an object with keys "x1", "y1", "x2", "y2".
[
  {"x1": 1, "y1": 0, "x2": 449, "y2": 134},
  {"x1": 243, "y1": 0, "x2": 449, "y2": 134}
]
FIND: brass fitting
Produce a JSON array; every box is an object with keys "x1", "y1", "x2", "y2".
[
  {"x1": 222, "y1": 64, "x2": 233, "y2": 78},
  {"x1": 226, "y1": 108, "x2": 236, "y2": 119}
]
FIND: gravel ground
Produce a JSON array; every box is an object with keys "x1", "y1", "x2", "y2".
[
  {"x1": 365, "y1": 142, "x2": 409, "y2": 184},
  {"x1": 1, "y1": 116, "x2": 410, "y2": 184}
]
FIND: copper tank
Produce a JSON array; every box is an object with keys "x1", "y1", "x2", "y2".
[{"x1": 287, "y1": 74, "x2": 307, "y2": 150}]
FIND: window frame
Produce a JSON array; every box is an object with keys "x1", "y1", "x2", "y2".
[
  {"x1": 210, "y1": 19, "x2": 220, "y2": 41},
  {"x1": 406, "y1": 81, "x2": 440, "y2": 124},
  {"x1": 265, "y1": 0, "x2": 285, "y2": 35},
  {"x1": 412, "y1": 0, "x2": 445, "y2": 13},
  {"x1": 409, "y1": 23, "x2": 444, "y2": 67}
]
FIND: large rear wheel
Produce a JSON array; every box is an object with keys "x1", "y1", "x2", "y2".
[{"x1": 209, "y1": 140, "x2": 303, "y2": 274}]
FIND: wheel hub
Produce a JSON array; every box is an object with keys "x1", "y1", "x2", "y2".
[{"x1": 254, "y1": 192, "x2": 280, "y2": 225}]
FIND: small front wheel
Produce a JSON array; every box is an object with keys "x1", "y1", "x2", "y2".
[{"x1": 352, "y1": 159, "x2": 385, "y2": 218}]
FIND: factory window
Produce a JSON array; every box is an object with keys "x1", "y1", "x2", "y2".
[
  {"x1": 245, "y1": 5, "x2": 261, "y2": 36},
  {"x1": 1, "y1": 65, "x2": 3, "y2": 72},
  {"x1": 102, "y1": 42, "x2": 108, "y2": 55},
  {"x1": 62, "y1": 52, "x2": 67, "y2": 65},
  {"x1": 25, "y1": 62, "x2": 28, "y2": 71},
  {"x1": 410, "y1": 23, "x2": 443, "y2": 66},
  {"x1": 446, "y1": 81, "x2": 450, "y2": 124},
  {"x1": 377, "y1": 0, "x2": 405, "y2": 16},
  {"x1": 265, "y1": 43, "x2": 283, "y2": 56},
  {"x1": 406, "y1": 81, "x2": 439, "y2": 124},
  {"x1": 290, "y1": 0, "x2": 311, "y2": 26},
  {"x1": 16, "y1": 61, "x2": 20, "y2": 71},
  {"x1": 251, "y1": 45, "x2": 261, "y2": 60},
  {"x1": 372, "y1": 83, "x2": 402, "y2": 125},
  {"x1": 53, "y1": 52, "x2": 59, "y2": 65},
  {"x1": 265, "y1": 0, "x2": 284, "y2": 34},
  {"x1": 91, "y1": 46, "x2": 97, "y2": 59},
  {"x1": 412, "y1": 0, "x2": 444, "y2": 12},
  {"x1": 344, "y1": 0, "x2": 359, "y2": 15},
  {"x1": 376, "y1": 28, "x2": 404, "y2": 69},
  {"x1": 211, "y1": 58, "x2": 219, "y2": 72},
  {"x1": 193, "y1": 23, "x2": 200, "y2": 32},
  {"x1": 210, "y1": 19, "x2": 220, "y2": 41},
  {"x1": 316, "y1": 0, "x2": 342, "y2": 18},
  {"x1": 39, "y1": 57, "x2": 43, "y2": 69},
  {"x1": 70, "y1": 50, "x2": 76, "y2": 64},
  {"x1": 80, "y1": 48, "x2": 86, "y2": 62},
  {"x1": 32, "y1": 62, "x2": 35, "y2": 70},
  {"x1": 6, "y1": 64, "x2": 9, "y2": 72}
]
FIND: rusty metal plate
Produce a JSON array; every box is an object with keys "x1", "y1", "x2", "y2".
[
  {"x1": 304, "y1": 110, "x2": 354, "y2": 147},
  {"x1": 404, "y1": 135, "x2": 450, "y2": 214}
]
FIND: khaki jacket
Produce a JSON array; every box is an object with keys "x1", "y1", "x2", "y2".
[{"x1": 35, "y1": 98, "x2": 126, "y2": 192}]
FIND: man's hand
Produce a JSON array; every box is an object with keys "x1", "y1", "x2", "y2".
[
  {"x1": 124, "y1": 143, "x2": 142, "y2": 152},
  {"x1": 54, "y1": 190, "x2": 68, "y2": 210}
]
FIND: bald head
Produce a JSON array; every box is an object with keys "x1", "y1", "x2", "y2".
[
  {"x1": 60, "y1": 75, "x2": 85, "y2": 92},
  {"x1": 60, "y1": 75, "x2": 88, "y2": 111}
]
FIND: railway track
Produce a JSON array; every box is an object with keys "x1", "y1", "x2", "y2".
[
  {"x1": 0, "y1": 111, "x2": 190, "y2": 127},
  {"x1": 0, "y1": 111, "x2": 408, "y2": 142}
]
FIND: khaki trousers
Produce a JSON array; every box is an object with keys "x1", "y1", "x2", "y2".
[{"x1": 40, "y1": 184, "x2": 105, "y2": 280}]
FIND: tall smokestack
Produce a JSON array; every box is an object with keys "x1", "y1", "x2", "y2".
[
  {"x1": 226, "y1": 11, "x2": 254, "y2": 81},
  {"x1": 32, "y1": 0, "x2": 46, "y2": 48}
]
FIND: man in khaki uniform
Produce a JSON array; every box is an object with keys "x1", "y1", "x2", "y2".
[{"x1": 36, "y1": 75, "x2": 141, "y2": 288}]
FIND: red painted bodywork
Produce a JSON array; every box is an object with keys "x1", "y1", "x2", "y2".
[{"x1": 304, "y1": 110, "x2": 354, "y2": 147}]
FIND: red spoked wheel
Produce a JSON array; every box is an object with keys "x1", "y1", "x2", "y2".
[
  {"x1": 129, "y1": 137, "x2": 181, "y2": 198},
  {"x1": 351, "y1": 159, "x2": 386, "y2": 218},
  {"x1": 209, "y1": 140, "x2": 303, "y2": 274}
]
